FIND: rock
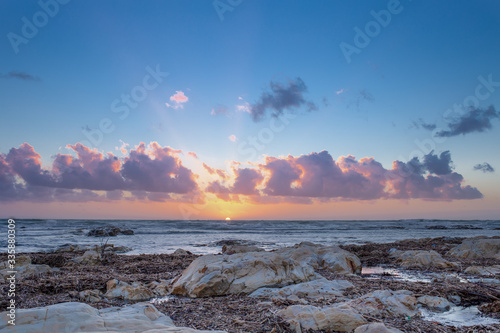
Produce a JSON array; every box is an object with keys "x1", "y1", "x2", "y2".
[
  {"x1": 171, "y1": 251, "x2": 318, "y2": 297},
  {"x1": 222, "y1": 245, "x2": 265, "y2": 255},
  {"x1": 171, "y1": 248, "x2": 192, "y2": 256},
  {"x1": 447, "y1": 237, "x2": 500, "y2": 259},
  {"x1": 104, "y1": 279, "x2": 154, "y2": 301},
  {"x1": 71, "y1": 250, "x2": 102, "y2": 265},
  {"x1": 275, "y1": 242, "x2": 362, "y2": 274},
  {"x1": 354, "y1": 323, "x2": 404, "y2": 333},
  {"x1": 0, "y1": 301, "x2": 226, "y2": 332},
  {"x1": 213, "y1": 239, "x2": 257, "y2": 246},
  {"x1": 87, "y1": 225, "x2": 134, "y2": 237},
  {"x1": 347, "y1": 290, "x2": 419, "y2": 317},
  {"x1": 465, "y1": 265, "x2": 500, "y2": 276},
  {"x1": 79, "y1": 289, "x2": 103, "y2": 303},
  {"x1": 0, "y1": 255, "x2": 59, "y2": 281},
  {"x1": 425, "y1": 225, "x2": 448, "y2": 229},
  {"x1": 278, "y1": 304, "x2": 367, "y2": 332},
  {"x1": 54, "y1": 243, "x2": 132, "y2": 254},
  {"x1": 417, "y1": 296, "x2": 452, "y2": 312},
  {"x1": 389, "y1": 250, "x2": 457, "y2": 268},
  {"x1": 249, "y1": 278, "x2": 353, "y2": 301},
  {"x1": 146, "y1": 279, "x2": 171, "y2": 297}
]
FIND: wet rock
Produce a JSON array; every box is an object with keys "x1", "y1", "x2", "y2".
[
  {"x1": 79, "y1": 289, "x2": 103, "y2": 303},
  {"x1": 275, "y1": 242, "x2": 362, "y2": 274},
  {"x1": 171, "y1": 248, "x2": 192, "y2": 256},
  {"x1": 389, "y1": 250, "x2": 457, "y2": 268},
  {"x1": 447, "y1": 237, "x2": 500, "y2": 259},
  {"x1": 278, "y1": 304, "x2": 367, "y2": 332},
  {"x1": 249, "y1": 278, "x2": 353, "y2": 301},
  {"x1": 71, "y1": 250, "x2": 102, "y2": 265},
  {"x1": 104, "y1": 279, "x2": 154, "y2": 301},
  {"x1": 87, "y1": 225, "x2": 134, "y2": 237},
  {"x1": 465, "y1": 265, "x2": 500, "y2": 276},
  {"x1": 0, "y1": 255, "x2": 59, "y2": 281},
  {"x1": 171, "y1": 251, "x2": 318, "y2": 297},
  {"x1": 213, "y1": 239, "x2": 257, "y2": 246},
  {"x1": 347, "y1": 290, "x2": 419, "y2": 317},
  {"x1": 0, "y1": 301, "x2": 226, "y2": 332},
  {"x1": 417, "y1": 295, "x2": 453, "y2": 312},
  {"x1": 354, "y1": 323, "x2": 404, "y2": 333},
  {"x1": 222, "y1": 245, "x2": 265, "y2": 255}
]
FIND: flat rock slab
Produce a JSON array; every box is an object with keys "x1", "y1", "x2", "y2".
[
  {"x1": 347, "y1": 290, "x2": 419, "y2": 317},
  {"x1": 448, "y1": 238, "x2": 500, "y2": 259},
  {"x1": 389, "y1": 249, "x2": 457, "y2": 268},
  {"x1": 0, "y1": 302, "x2": 226, "y2": 333}
]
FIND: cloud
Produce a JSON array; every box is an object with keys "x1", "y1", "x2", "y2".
[
  {"x1": 474, "y1": 162, "x2": 495, "y2": 173},
  {"x1": 211, "y1": 104, "x2": 228, "y2": 116},
  {"x1": 0, "y1": 71, "x2": 41, "y2": 81},
  {"x1": 411, "y1": 118, "x2": 437, "y2": 131},
  {"x1": 336, "y1": 88, "x2": 345, "y2": 95},
  {"x1": 250, "y1": 77, "x2": 317, "y2": 121},
  {"x1": 187, "y1": 152, "x2": 198, "y2": 159},
  {"x1": 228, "y1": 135, "x2": 237, "y2": 142},
  {"x1": 115, "y1": 140, "x2": 129, "y2": 155},
  {"x1": 207, "y1": 150, "x2": 482, "y2": 202},
  {"x1": 236, "y1": 102, "x2": 251, "y2": 114},
  {"x1": 435, "y1": 105, "x2": 499, "y2": 137},
  {"x1": 166, "y1": 91, "x2": 189, "y2": 109},
  {"x1": 0, "y1": 142, "x2": 198, "y2": 202}
]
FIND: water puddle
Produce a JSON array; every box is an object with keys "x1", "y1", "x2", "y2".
[
  {"x1": 421, "y1": 305, "x2": 500, "y2": 327},
  {"x1": 362, "y1": 266, "x2": 433, "y2": 283},
  {"x1": 150, "y1": 296, "x2": 175, "y2": 305}
]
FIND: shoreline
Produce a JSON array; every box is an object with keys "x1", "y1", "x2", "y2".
[{"x1": 1, "y1": 236, "x2": 500, "y2": 332}]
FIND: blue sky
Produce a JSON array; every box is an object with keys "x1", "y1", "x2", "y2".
[{"x1": 1, "y1": 0, "x2": 499, "y2": 219}]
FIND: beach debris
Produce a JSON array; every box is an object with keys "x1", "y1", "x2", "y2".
[
  {"x1": 347, "y1": 290, "x2": 419, "y2": 317},
  {"x1": 0, "y1": 255, "x2": 59, "y2": 281},
  {"x1": 87, "y1": 225, "x2": 134, "y2": 237},
  {"x1": 249, "y1": 277, "x2": 353, "y2": 301},
  {"x1": 222, "y1": 244, "x2": 265, "y2": 255},
  {"x1": 389, "y1": 249, "x2": 458, "y2": 268},
  {"x1": 417, "y1": 295, "x2": 453, "y2": 312},
  {"x1": 0, "y1": 301, "x2": 227, "y2": 332},
  {"x1": 277, "y1": 304, "x2": 367, "y2": 332},
  {"x1": 104, "y1": 279, "x2": 154, "y2": 301},
  {"x1": 447, "y1": 237, "x2": 500, "y2": 259},
  {"x1": 354, "y1": 323, "x2": 404, "y2": 333}
]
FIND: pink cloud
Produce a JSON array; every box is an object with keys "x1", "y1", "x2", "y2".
[
  {"x1": 228, "y1": 135, "x2": 237, "y2": 142},
  {"x1": 166, "y1": 91, "x2": 188, "y2": 109}
]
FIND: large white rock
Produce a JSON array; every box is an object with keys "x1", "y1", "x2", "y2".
[
  {"x1": 389, "y1": 250, "x2": 457, "y2": 268},
  {"x1": 278, "y1": 304, "x2": 367, "y2": 332},
  {"x1": 354, "y1": 323, "x2": 403, "y2": 333},
  {"x1": 249, "y1": 278, "x2": 353, "y2": 301},
  {"x1": 171, "y1": 251, "x2": 317, "y2": 297},
  {"x1": 447, "y1": 237, "x2": 500, "y2": 259},
  {"x1": 347, "y1": 290, "x2": 419, "y2": 317},
  {"x1": 275, "y1": 242, "x2": 362, "y2": 274},
  {"x1": 0, "y1": 302, "x2": 226, "y2": 332}
]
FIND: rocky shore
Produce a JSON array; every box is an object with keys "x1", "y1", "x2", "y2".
[{"x1": 1, "y1": 236, "x2": 500, "y2": 332}]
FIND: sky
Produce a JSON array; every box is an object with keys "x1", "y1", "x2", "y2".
[{"x1": 1, "y1": 0, "x2": 500, "y2": 220}]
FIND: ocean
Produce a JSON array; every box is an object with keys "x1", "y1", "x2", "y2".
[{"x1": 2, "y1": 219, "x2": 500, "y2": 255}]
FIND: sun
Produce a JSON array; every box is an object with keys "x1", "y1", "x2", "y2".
[{"x1": 225, "y1": 217, "x2": 231, "y2": 221}]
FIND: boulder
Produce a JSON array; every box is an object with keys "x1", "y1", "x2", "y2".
[
  {"x1": 347, "y1": 290, "x2": 419, "y2": 317},
  {"x1": 249, "y1": 278, "x2": 353, "y2": 301},
  {"x1": 354, "y1": 323, "x2": 403, "y2": 333},
  {"x1": 447, "y1": 237, "x2": 500, "y2": 259},
  {"x1": 71, "y1": 250, "x2": 102, "y2": 265},
  {"x1": 417, "y1": 296, "x2": 452, "y2": 312},
  {"x1": 464, "y1": 265, "x2": 500, "y2": 276},
  {"x1": 87, "y1": 226, "x2": 134, "y2": 237},
  {"x1": 104, "y1": 279, "x2": 154, "y2": 301},
  {"x1": 222, "y1": 245, "x2": 265, "y2": 255},
  {"x1": 278, "y1": 304, "x2": 367, "y2": 332},
  {"x1": 275, "y1": 242, "x2": 362, "y2": 274},
  {"x1": 0, "y1": 256, "x2": 59, "y2": 281},
  {"x1": 171, "y1": 248, "x2": 192, "y2": 256},
  {"x1": 171, "y1": 251, "x2": 318, "y2": 297},
  {"x1": 389, "y1": 250, "x2": 457, "y2": 268},
  {"x1": 0, "y1": 302, "x2": 226, "y2": 332},
  {"x1": 146, "y1": 280, "x2": 171, "y2": 297},
  {"x1": 79, "y1": 289, "x2": 103, "y2": 303}
]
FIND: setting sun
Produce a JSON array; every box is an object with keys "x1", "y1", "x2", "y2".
[{"x1": 225, "y1": 217, "x2": 231, "y2": 221}]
